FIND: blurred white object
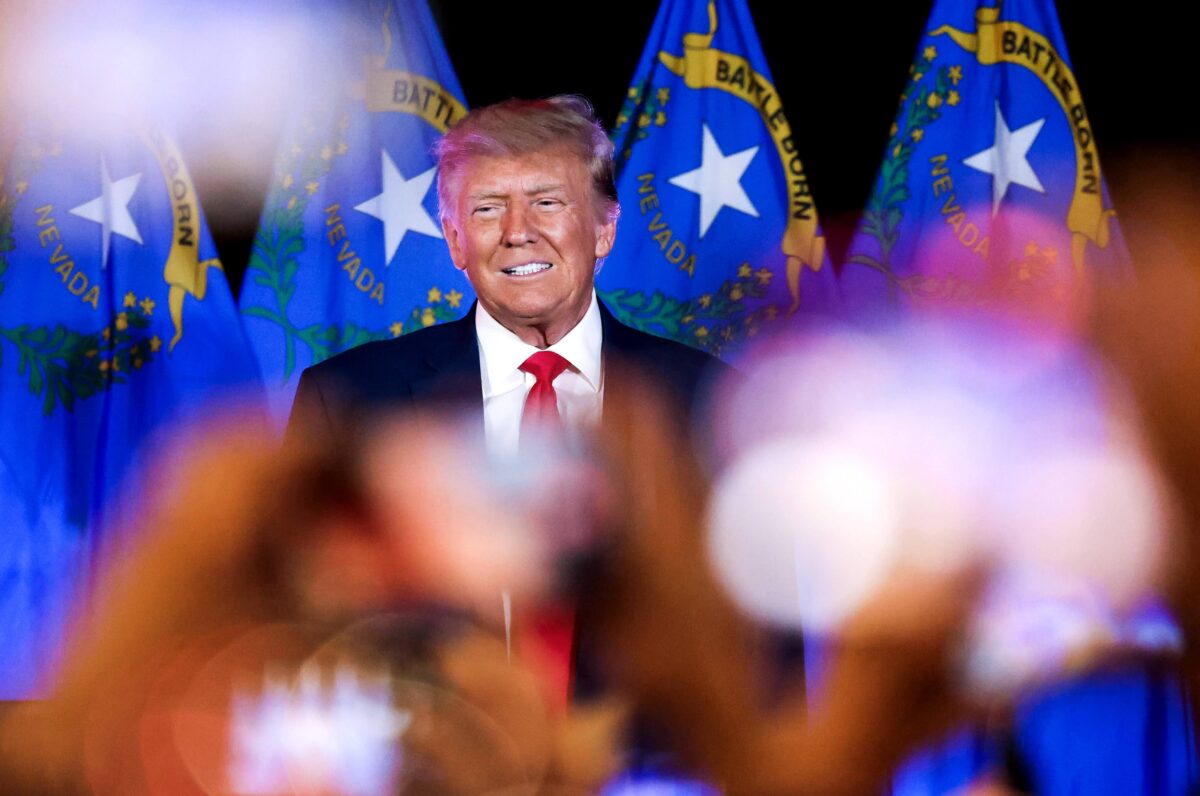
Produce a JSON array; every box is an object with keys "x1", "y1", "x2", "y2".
[
  {"x1": 704, "y1": 318, "x2": 1173, "y2": 691},
  {"x1": 229, "y1": 661, "x2": 410, "y2": 795},
  {"x1": 707, "y1": 440, "x2": 899, "y2": 631}
]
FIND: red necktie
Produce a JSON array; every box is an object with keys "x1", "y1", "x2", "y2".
[
  {"x1": 519, "y1": 350, "x2": 571, "y2": 436},
  {"x1": 516, "y1": 350, "x2": 575, "y2": 710}
]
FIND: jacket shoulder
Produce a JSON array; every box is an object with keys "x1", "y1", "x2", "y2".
[
  {"x1": 602, "y1": 318, "x2": 736, "y2": 425},
  {"x1": 606, "y1": 319, "x2": 734, "y2": 379},
  {"x1": 303, "y1": 319, "x2": 461, "y2": 383},
  {"x1": 289, "y1": 317, "x2": 475, "y2": 443}
]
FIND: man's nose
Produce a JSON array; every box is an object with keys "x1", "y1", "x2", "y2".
[{"x1": 502, "y1": 203, "x2": 537, "y2": 246}]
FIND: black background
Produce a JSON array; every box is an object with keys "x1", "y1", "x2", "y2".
[{"x1": 211, "y1": 1, "x2": 1200, "y2": 295}]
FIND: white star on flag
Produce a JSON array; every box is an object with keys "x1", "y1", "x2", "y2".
[
  {"x1": 962, "y1": 102, "x2": 1046, "y2": 215},
  {"x1": 354, "y1": 150, "x2": 441, "y2": 266},
  {"x1": 69, "y1": 157, "x2": 143, "y2": 268},
  {"x1": 668, "y1": 123, "x2": 759, "y2": 238}
]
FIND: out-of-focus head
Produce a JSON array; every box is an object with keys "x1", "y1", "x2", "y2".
[{"x1": 434, "y1": 96, "x2": 619, "y2": 347}]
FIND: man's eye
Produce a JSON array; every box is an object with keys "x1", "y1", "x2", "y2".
[
  {"x1": 473, "y1": 205, "x2": 500, "y2": 218},
  {"x1": 535, "y1": 198, "x2": 563, "y2": 210}
]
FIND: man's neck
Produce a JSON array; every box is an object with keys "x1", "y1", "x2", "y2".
[{"x1": 485, "y1": 304, "x2": 590, "y2": 349}]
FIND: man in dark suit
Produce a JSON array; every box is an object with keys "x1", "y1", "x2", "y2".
[
  {"x1": 291, "y1": 95, "x2": 725, "y2": 449},
  {"x1": 289, "y1": 96, "x2": 728, "y2": 713}
]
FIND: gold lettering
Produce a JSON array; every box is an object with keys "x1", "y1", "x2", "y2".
[
  {"x1": 632, "y1": 172, "x2": 698, "y2": 276},
  {"x1": 958, "y1": 222, "x2": 979, "y2": 247},
  {"x1": 364, "y1": 70, "x2": 466, "y2": 134},
  {"x1": 68, "y1": 271, "x2": 88, "y2": 296},
  {"x1": 355, "y1": 268, "x2": 375, "y2": 292},
  {"x1": 934, "y1": 14, "x2": 1115, "y2": 266},
  {"x1": 33, "y1": 204, "x2": 99, "y2": 308}
]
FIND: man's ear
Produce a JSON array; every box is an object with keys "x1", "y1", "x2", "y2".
[
  {"x1": 442, "y1": 216, "x2": 467, "y2": 272},
  {"x1": 594, "y1": 214, "x2": 617, "y2": 260}
]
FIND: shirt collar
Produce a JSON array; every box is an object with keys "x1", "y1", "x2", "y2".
[{"x1": 475, "y1": 292, "x2": 603, "y2": 398}]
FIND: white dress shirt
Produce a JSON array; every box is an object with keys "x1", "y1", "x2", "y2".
[{"x1": 475, "y1": 292, "x2": 604, "y2": 458}]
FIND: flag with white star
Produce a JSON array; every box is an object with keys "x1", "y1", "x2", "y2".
[
  {"x1": 0, "y1": 122, "x2": 260, "y2": 696},
  {"x1": 596, "y1": 0, "x2": 840, "y2": 360},
  {"x1": 840, "y1": 0, "x2": 1130, "y2": 321},
  {"x1": 837, "y1": 5, "x2": 1195, "y2": 792},
  {"x1": 238, "y1": 0, "x2": 473, "y2": 428}
]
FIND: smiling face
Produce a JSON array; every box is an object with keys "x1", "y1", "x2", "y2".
[{"x1": 441, "y1": 146, "x2": 617, "y2": 348}]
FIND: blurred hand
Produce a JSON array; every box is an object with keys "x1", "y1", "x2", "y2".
[
  {"x1": 1093, "y1": 253, "x2": 1200, "y2": 732},
  {"x1": 0, "y1": 414, "x2": 616, "y2": 794},
  {"x1": 595, "y1": 376, "x2": 984, "y2": 795}
]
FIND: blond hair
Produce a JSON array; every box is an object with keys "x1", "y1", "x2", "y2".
[{"x1": 434, "y1": 95, "x2": 619, "y2": 225}]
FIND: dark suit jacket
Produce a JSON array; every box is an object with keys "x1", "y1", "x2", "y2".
[{"x1": 290, "y1": 300, "x2": 729, "y2": 446}]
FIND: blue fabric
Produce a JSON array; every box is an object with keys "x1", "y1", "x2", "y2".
[
  {"x1": 840, "y1": 0, "x2": 1129, "y2": 319},
  {"x1": 601, "y1": 772, "x2": 720, "y2": 795},
  {"x1": 597, "y1": 0, "x2": 840, "y2": 361},
  {"x1": 892, "y1": 729, "x2": 998, "y2": 796},
  {"x1": 239, "y1": 0, "x2": 474, "y2": 429},
  {"x1": 0, "y1": 119, "x2": 260, "y2": 697},
  {"x1": 1012, "y1": 667, "x2": 1197, "y2": 795}
]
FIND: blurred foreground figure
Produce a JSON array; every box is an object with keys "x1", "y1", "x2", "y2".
[
  {"x1": 1, "y1": 321, "x2": 1191, "y2": 794},
  {"x1": 1095, "y1": 219, "x2": 1200, "y2": 726},
  {"x1": 623, "y1": 309, "x2": 1191, "y2": 793},
  {"x1": 594, "y1": 382, "x2": 986, "y2": 794},
  {"x1": 0, "y1": 417, "x2": 613, "y2": 794},
  {"x1": 0, "y1": 376, "x2": 998, "y2": 795}
]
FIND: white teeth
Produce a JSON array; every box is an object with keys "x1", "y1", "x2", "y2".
[{"x1": 503, "y1": 262, "x2": 552, "y2": 276}]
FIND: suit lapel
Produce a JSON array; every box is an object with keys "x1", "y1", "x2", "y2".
[
  {"x1": 599, "y1": 299, "x2": 658, "y2": 414},
  {"x1": 598, "y1": 299, "x2": 646, "y2": 360},
  {"x1": 409, "y1": 303, "x2": 484, "y2": 409}
]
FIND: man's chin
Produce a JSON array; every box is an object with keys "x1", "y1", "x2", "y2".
[
  {"x1": 487, "y1": 296, "x2": 563, "y2": 326},
  {"x1": 487, "y1": 296, "x2": 591, "y2": 347}
]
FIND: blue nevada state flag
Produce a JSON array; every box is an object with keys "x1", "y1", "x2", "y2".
[
  {"x1": 838, "y1": 2, "x2": 1197, "y2": 791},
  {"x1": 0, "y1": 120, "x2": 260, "y2": 697},
  {"x1": 597, "y1": 0, "x2": 840, "y2": 360},
  {"x1": 841, "y1": 0, "x2": 1128, "y2": 321},
  {"x1": 240, "y1": 0, "x2": 473, "y2": 428}
]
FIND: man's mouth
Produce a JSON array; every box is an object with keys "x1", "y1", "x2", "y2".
[{"x1": 502, "y1": 262, "x2": 552, "y2": 276}]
